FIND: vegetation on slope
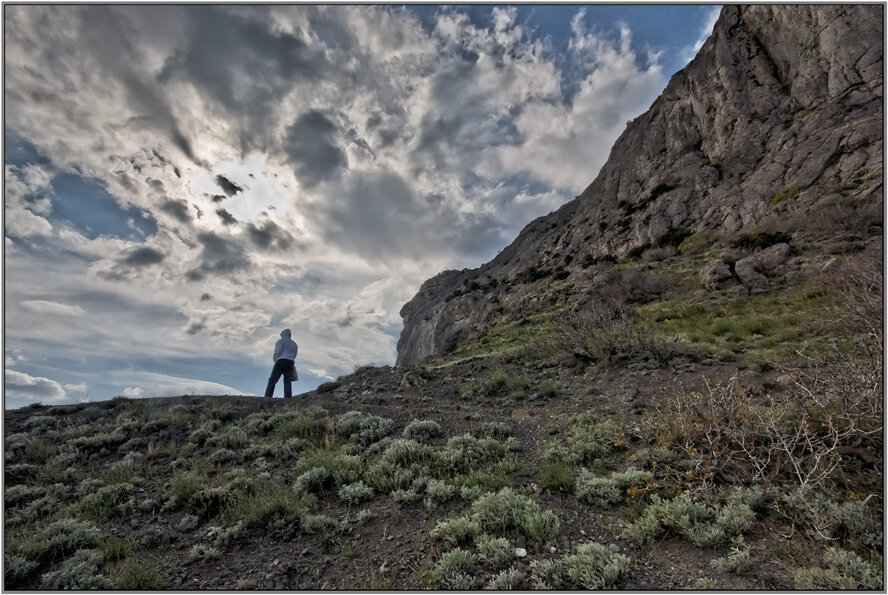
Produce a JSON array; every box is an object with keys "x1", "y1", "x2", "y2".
[{"x1": 4, "y1": 236, "x2": 882, "y2": 590}]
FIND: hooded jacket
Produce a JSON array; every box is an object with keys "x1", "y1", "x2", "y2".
[{"x1": 272, "y1": 329, "x2": 298, "y2": 362}]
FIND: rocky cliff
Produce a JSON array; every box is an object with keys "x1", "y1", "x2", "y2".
[{"x1": 397, "y1": 4, "x2": 883, "y2": 366}]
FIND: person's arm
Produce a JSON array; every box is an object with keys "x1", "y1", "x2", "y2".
[{"x1": 273, "y1": 340, "x2": 282, "y2": 362}]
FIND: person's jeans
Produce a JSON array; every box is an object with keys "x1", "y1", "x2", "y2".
[{"x1": 264, "y1": 358, "x2": 294, "y2": 398}]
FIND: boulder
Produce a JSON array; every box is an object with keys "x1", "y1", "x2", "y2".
[
  {"x1": 758, "y1": 243, "x2": 791, "y2": 271},
  {"x1": 701, "y1": 262, "x2": 735, "y2": 291},
  {"x1": 734, "y1": 256, "x2": 770, "y2": 294}
]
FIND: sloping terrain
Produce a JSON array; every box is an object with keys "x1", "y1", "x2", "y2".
[
  {"x1": 4, "y1": 236, "x2": 882, "y2": 589},
  {"x1": 4, "y1": 3, "x2": 883, "y2": 591}
]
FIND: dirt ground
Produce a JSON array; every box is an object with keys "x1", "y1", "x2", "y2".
[{"x1": 5, "y1": 355, "x2": 806, "y2": 590}]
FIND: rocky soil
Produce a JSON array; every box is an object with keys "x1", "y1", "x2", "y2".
[{"x1": 5, "y1": 352, "x2": 844, "y2": 591}]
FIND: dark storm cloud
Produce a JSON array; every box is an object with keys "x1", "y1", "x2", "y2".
[
  {"x1": 216, "y1": 208, "x2": 238, "y2": 226},
  {"x1": 186, "y1": 321, "x2": 206, "y2": 335},
  {"x1": 159, "y1": 198, "x2": 192, "y2": 223},
  {"x1": 215, "y1": 175, "x2": 243, "y2": 197},
  {"x1": 156, "y1": 6, "x2": 329, "y2": 153},
  {"x1": 283, "y1": 111, "x2": 348, "y2": 188},
  {"x1": 146, "y1": 178, "x2": 165, "y2": 192},
  {"x1": 246, "y1": 220, "x2": 294, "y2": 251},
  {"x1": 319, "y1": 170, "x2": 435, "y2": 257},
  {"x1": 122, "y1": 246, "x2": 165, "y2": 266},
  {"x1": 65, "y1": 6, "x2": 205, "y2": 165},
  {"x1": 185, "y1": 231, "x2": 251, "y2": 281}
]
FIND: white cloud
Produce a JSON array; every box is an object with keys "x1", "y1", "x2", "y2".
[
  {"x1": 113, "y1": 372, "x2": 246, "y2": 398},
  {"x1": 21, "y1": 300, "x2": 87, "y2": 318},
  {"x1": 3, "y1": 5, "x2": 682, "y2": 405},
  {"x1": 5, "y1": 370, "x2": 68, "y2": 405}
]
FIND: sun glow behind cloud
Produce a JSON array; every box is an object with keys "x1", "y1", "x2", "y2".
[{"x1": 3, "y1": 4, "x2": 719, "y2": 408}]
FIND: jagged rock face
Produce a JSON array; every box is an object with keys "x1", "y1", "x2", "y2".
[{"x1": 396, "y1": 4, "x2": 883, "y2": 366}]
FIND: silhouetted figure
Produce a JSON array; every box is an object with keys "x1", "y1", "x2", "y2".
[{"x1": 264, "y1": 329, "x2": 298, "y2": 398}]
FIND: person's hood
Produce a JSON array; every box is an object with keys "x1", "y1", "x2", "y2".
[{"x1": 280, "y1": 329, "x2": 291, "y2": 339}]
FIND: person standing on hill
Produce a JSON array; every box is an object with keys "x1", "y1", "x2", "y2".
[{"x1": 264, "y1": 328, "x2": 298, "y2": 398}]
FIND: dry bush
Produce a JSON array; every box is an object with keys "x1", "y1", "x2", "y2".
[
  {"x1": 646, "y1": 361, "x2": 881, "y2": 490},
  {"x1": 821, "y1": 255, "x2": 883, "y2": 345},
  {"x1": 554, "y1": 300, "x2": 673, "y2": 367}
]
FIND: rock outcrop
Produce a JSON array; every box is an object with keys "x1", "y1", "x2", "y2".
[{"x1": 397, "y1": 4, "x2": 883, "y2": 366}]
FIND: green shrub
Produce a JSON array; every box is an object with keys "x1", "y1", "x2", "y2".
[
  {"x1": 622, "y1": 492, "x2": 755, "y2": 548},
  {"x1": 529, "y1": 541, "x2": 630, "y2": 589},
  {"x1": 336, "y1": 411, "x2": 394, "y2": 445},
  {"x1": 485, "y1": 567, "x2": 522, "y2": 590},
  {"x1": 538, "y1": 380, "x2": 559, "y2": 399},
  {"x1": 576, "y1": 467, "x2": 652, "y2": 507},
  {"x1": 300, "y1": 513, "x2": 339, "y2": 536},
  {"x1": 432, "y1": 548, "x2": 477, "y2": 589},
  {"x1": 378, "y1": 438, "x2": 433, "y2": 467},
  {"x1": 115, "y1": 559, "x2": 164, "y2": 589},
  {"x1": 295, "y1": 467, "x2": 333, "y2": 494},
  {"x1": 520, "y1": 509, "x2": 560, "y2": 550},
  {"x1": 575, "y1": 474, "x2": 621, "y2": 506},
  {"x1": 188, "y1": 543, "x2": 221, "y2": 562},
  {"x1": 475, "y1": 422, "x2": 512, "y2": 440},
  {"x1": 431, "y1": 517, "x2": 480, "y2": 548},
  {"x1": 471, "y1": 488, "x2": 559, "y2": 550},
  {"x1": 23, "y1": 437, "x2": 55, "y2": 464},
  {"x1": 338, "y1": 481, "x2": 373, "y2": 505},
  {"x1": 778, "y1": 486, "x2": 880, "y2": 549},
  {"x1": 435, "y1": 434, "x2": 509, "y2": 476},
  {"x1": 4, "y1": 554, "x2": 38, "y2": 587},
  {"x1": 97, "y1": 534, "x2": 129, "y2": 563},
  {"x1": 475, "y1": 534, "x2": 513, "y2": 571},
  {"x1": 191, "y1": 486, "x2": 238, "y2": 519},
  {"x1": 794, "y1": 547, "x2": 882, "y2": 590},
  {"x1": 40, "y1": 548, "x2": 113, "y2": 590},
  {"x1": 710, "y1": 543, "x2": 753, "y2": 575},
  {"x1": 275, "y1": 413, "x2": 333, "y2": 441},
  {"x1": 538, "y1": 459, "x2": 573, "y2": 493},
  {"x1": 76, "y1": 483, "x2": 134, "y2": 519},
  {"x1": 296, "y1": 450, "x2": 362, "y2": 485},
  {"x1": 101, "y1": 459, "x2": 142, "y2": 485},
  {"x1": 364, "y1": 460, "x2": 415, "y2": 493},
  {"x1": 169, "y1": 470, "x2": 204, "y2": 506},
  {"x1": 223, "y1": 483, "x2": 305, "y2": 531},
  {"x1": 207, "y1": 448, "x2": 240, "y2": 466},
  {"x1": 403, "y1": 419, "x2": 444, "y2": 444},
  {"x1": 207, "y1": 425, "x2": 249, "y2": 450},
  {"x1": 424, "y1": 479, "x2": 458, "y2": 510},
  {"x1": 563, "y1": 415, "x2": 621, "y2": 467}
]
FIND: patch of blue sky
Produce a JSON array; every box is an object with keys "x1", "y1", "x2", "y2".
[
  {"x1": 6, "y1": 131, "x2": 159, "y2": 241},
  {"x1": 49, "y1": 172, "x2": 157, "y2": 241},
  {"x1": 410, "y1": 4, "x2": 718, "y2": 77},
  {"x1": 5, "y1": 130, "x2": 51, "y2": 167}
]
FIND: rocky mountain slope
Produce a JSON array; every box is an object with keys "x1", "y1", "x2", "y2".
[{"x1": 397, "y1": 4, "x2": 882, "y2": 366}]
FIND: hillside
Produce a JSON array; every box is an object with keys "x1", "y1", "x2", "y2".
[{"x1": 4, "y1": 4, "x2": 883, "y2": 591}]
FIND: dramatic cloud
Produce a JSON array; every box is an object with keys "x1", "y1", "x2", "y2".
[
  {"x1": 284, "y1": 111, "x2": 349, "y2": 188},
  {"x1": 5, "y1": 370, "x2": 68, "y2": 404},
  {"x1": 122, "y1": 246, "x2": 166, "y2": 266},
  {"x1": 4, "y1": 4, "x2": 716, "y2": 407}
]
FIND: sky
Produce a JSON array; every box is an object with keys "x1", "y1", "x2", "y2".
[{"x1": 3, "y1": 3, "x2": 721, "y2": 409}]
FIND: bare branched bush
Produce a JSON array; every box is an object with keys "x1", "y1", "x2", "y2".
[
  {"x1": 646, "y1": 363, "x2": 882, "y2": 490},
  {"x1": 822, "y1": 255, "x2": 883, "y2": 346},
  {"x1": 555, "y1": 300, "x2": 672, "y2": 367}
]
